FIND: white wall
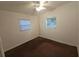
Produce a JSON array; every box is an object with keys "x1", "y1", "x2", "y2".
[
  {"x1": 77, "y1": 2, "x2": 79, "y2": 56},
  {"x1": 0, "y1": 10, "x2": 39, "y2": 52},
  {"x1": 0, "y1": 37, "x2": 1, "y2": 56},
  {"x1": 40, "y1": 2, "x2": 77, "y2": 46}
]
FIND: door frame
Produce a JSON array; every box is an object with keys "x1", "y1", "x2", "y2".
[{"x1": 0, "y1": 37, "x2": 5, "y2": 57}]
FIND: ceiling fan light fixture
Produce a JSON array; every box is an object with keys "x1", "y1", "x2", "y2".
[
  {"x1": 36, "y1": 6, "x2": 46, "y2": 11},
  {"x1": 35, "y1": 1, "x2": 46, "y2": 12},
  {"x1": 40, "y1": 1, "x2": 45, "y2": 7}
]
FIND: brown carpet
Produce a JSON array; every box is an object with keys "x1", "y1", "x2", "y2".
[{"x1": 5, "y1": 37, "x2": 78, "y2": 57}]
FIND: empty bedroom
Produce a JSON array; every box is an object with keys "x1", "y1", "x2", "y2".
[{"x1": 0, "y1": 1, "x2": 79, "y2": 57}]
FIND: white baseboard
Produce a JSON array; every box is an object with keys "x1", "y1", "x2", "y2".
[
  {"x1": 39, "y1": 34, "x2": 76, "y2": 47},
  {"x1": 5, "y1": 36, "x2": 39, "y2": 52}
]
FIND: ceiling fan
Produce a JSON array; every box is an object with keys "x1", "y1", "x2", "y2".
[{"x1": 33, "y1": 1, "x2": 48, "y2": 12}]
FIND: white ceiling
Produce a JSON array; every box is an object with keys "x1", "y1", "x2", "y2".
[{"x1": 0, "y1": 1, "x2": 70, "y2": 15}]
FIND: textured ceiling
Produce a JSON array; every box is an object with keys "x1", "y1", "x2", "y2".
[{"x1": 0, "y1": 1, "x2": 70, "y2": 15}]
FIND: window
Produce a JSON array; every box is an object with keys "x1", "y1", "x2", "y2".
[
  {"x1": 20, "y1": 19, "x2": 31, "y2": 31},
  {"x1": 47, "y1": 17, "x2": 56, "y2": 29}
]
